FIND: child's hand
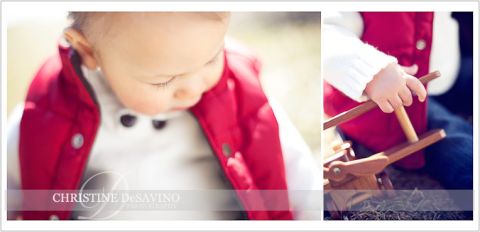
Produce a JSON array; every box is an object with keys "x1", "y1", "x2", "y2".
[{"x1": 364, "y1": 63, "x2": 427, "y2": 113}]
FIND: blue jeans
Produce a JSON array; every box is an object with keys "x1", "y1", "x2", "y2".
[{"x1": 424, "y1": 97, "x2": 473, "y2": 190}]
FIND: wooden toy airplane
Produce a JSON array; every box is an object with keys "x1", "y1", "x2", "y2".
[{"x1": 323, "y1": 71, "x2": 446, "y2": 219}]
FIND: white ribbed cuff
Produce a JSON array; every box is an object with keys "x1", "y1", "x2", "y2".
[{"x1": 344, "y1": 43, "x2": 398, "y2": 101}]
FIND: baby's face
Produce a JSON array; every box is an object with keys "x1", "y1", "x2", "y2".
[{"x1": 91, "y1": 13, "x2": 229, "y2": 116}]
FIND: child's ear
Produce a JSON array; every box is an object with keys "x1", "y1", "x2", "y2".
[{"x1": 63, "y1": 28, "x2": 98, "y2": 70}]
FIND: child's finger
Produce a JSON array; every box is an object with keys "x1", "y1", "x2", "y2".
[
  {"x1": 376, "y1": 99, "x2": 394, "y2": 113},
  {"x1": 388, "y1": 95, "x2": 403, "y2": 110},
  {"x1": 401, "y1": 64, "x2": 418, "y2": 76},
  {"x1": 399, "y1": 87, "x2": 413, "y2": 106},
  {"x1": 405, "y1": 76, "x2": 427, "y2": 102}
]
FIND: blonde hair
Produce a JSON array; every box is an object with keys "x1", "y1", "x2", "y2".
[
  {"x1": 68, "y1": 12, "x2": 230, "y2": 47},
  {"x1": 68, "y1": 12, "x2": 111, "y2": 47}
]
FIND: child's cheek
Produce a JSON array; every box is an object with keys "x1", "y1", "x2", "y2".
[
  {"x1": 117, "y1": 84, "x2": 172, "y2": 115},
  {"x1": 204, "y1": 56, "x2": 225, "y2": 90}
]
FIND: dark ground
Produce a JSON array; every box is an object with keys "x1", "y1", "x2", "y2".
[{"x1": 324, "y1": 166, "x2": 473, "y2": 220}]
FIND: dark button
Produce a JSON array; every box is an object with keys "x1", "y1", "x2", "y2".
[
  {"x1": 120, "y1": 114, "x2": 137, "y2": 127},
  {"x1": 152, "y1": 120, "x2": 167, "y2": 130}
]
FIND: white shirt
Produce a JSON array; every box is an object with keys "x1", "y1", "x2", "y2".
[
  {"x1": 7, "y1": 65, "x2": 323, "y2": 220},
  {"x1": 323, "y1": 12, "x2": 460, "y2": 102}
]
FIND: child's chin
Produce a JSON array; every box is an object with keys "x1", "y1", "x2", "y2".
[{"x1": 172, "y1": 98, "x2": 202, "y2": 111}]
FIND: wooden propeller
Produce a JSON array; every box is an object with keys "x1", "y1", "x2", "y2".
[{"x1": 323, "y1": 129, "x2": 446, "y2": 183}]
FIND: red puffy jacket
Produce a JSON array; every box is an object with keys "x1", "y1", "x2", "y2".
[{"x1": 18, "y1": 41, "x2": 293, "y2": 220}]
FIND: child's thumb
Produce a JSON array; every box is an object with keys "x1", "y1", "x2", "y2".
[{"x1": 401, "y1": 64, "x2": 419, "y2": 76}]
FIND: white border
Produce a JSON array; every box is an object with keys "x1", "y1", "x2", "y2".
[
  {"x1": 2, "y1": 1, "x2": 479, "y2": 231},
  {"x1": 0, "y1": 1, "x2": 479, "y2": 12}
]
